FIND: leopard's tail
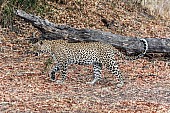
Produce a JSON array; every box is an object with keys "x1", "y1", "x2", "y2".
[
  {"x1": 116, "y1": 38, "x2": 148, "y2": 60},
  {"x1": 131, "y1": 38, "x2": 148, "y2": 60}
]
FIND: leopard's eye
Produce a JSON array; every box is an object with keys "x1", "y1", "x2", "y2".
[{"x1": 40, "y1": 41, "x2": 43, "y2": 45}]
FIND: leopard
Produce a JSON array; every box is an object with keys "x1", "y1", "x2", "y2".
[{"x1": 30, "y1": 38, "x2": 148, "y2": 87}]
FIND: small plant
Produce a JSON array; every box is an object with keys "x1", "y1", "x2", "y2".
[{"x1": 44, "y1": 58, "x2": 53, "y2": 72}]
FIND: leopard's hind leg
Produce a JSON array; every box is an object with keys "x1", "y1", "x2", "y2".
[
  {"x1": 87, "y1": 62, "x2": 102, "y2": 85},
  {"x1": 107, "y1": 60, "x2": 124, "y2": 87}
]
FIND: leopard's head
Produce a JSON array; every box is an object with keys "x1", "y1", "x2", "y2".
[{"x1": 29, "y1": 38, "x2": 52, "y2": 56}]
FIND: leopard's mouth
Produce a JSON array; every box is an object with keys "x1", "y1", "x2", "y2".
[
  {"x1": 27, "y1": 50, "x2": 43, "y2": 56},
  {"x1": 34, "y1": 50, "x2": 45, "y2": 56}
]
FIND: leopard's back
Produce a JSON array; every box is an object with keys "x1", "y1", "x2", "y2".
[{"x1": 42, "y1": 40, "x2": 115, "y2": 66}]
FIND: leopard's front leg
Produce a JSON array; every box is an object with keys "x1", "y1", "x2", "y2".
[
  {"x1": 49, "y1": 61, "x2": 68, "y2": 84},
  {"x1": 49, "y1": 64, "x2": 60, "y2": 81}
]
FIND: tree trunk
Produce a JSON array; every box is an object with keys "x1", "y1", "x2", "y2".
[{"x1": 15, "y1": 10, "x2": 170, "y2": 55}]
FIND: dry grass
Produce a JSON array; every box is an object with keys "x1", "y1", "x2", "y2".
[{"x1": 141, "y1": 0, "x2": 170, "y2": 19}]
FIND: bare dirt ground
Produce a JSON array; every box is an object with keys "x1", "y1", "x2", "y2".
[{"x1": 0, "y1": 0, "x2": 170, "y2": 112}]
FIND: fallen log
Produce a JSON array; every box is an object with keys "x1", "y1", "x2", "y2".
[{"x1": 15, "y1": 10, "x2": 170, "y2": 55}]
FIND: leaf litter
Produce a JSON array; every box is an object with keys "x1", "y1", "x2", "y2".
[{"x1": 0, "y1": 0, "x2": 170, "y2": 112}]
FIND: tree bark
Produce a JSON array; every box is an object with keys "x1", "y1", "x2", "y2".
[{"x1": 15, "y1": 10, "x2": 170, "y2": 55}]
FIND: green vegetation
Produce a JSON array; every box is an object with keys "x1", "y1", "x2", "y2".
[
  {"x1": 44, "y1": 58, "x2": 53, "y2": 72},
  {"x1": 0, "y1": 0, "x2": 48, "y2": 28}
]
